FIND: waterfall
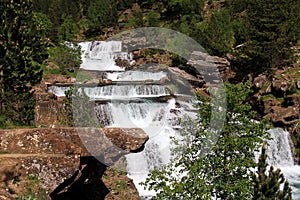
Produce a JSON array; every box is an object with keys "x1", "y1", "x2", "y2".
[
  {"x1": 267, "y1": 128, "x2": 300, "y2": 198},
  {"x1": 267, "y1": 128, "x2": 294, "y2": 167},
  {"x1": 84, "y1": 85, "x2": 168, "y2": 100},
  {"x1": 106, "y1": 71, "x2": 167, "y2": 82},
  {"x1": 48, "y1": 86, "x2": 70, "y2": 97},
  {"x1": 78, "y1": 41, "x2": 134, "y2": 71},
  {"x1": 76, "y1": 41, "x2": 195, "y2": 197}
]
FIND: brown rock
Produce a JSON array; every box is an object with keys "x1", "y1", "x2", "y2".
[
  {"x1": 253, "y1": 74, "x2": 268, "y2": 89},
  {"x1": 44, "y1": 74, "x2": 76, "y2": 85},
  {"x1": 46, "y1": 62, "x2": 60, "y2": 70},
  {"x1": 102, "y1": 128, "x2": 149, "y2": 152},
  {"x1": 261, "y1": 98, "x2": 282, "y2": 115},
  {"x1": 0, "y1": 128, "x2": 148, "y2": 197},
  {"x1": 0, "y1": 158, "x2": 19, "y2": 182},
  {"x1": 284, "y1": 94, "x2": 300, "y2": 107},
  {"x1": 169, "y1": 67, "x2": 205, "y2": 87},
  {"x1": 272, "y1": 80, "x2": 291, "y2": 95},
  {"x1": 265, "y1": 106, "x2": 299, "y2": 125},
  {"x1": 0, "y1": 187, "x2": 14, "y2": 200},
  {"x1": 187, "y1": 51, "x2": 234, "y2": 82}
]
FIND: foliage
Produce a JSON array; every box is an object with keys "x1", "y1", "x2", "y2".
[
  {"x1": 58, "y1": 14, "x2": 80, "y2": 42},
  {"x1": 47, "y1": 43, "x2": 81, "y2": 75},
  {"x1": 59, "y1": 88, "x2": 74, "y2": 126},
  {"x1": 253, "y1": 141, "x2": 292, "y2": 200},
  {"x1": 60, "y1": 86, "x2": 97, "y2": 127},
  {"x1": 15, "y1": 175, "x2": 47, "y2": 200},
  {"x1": 143, "y1": 81, "x2": 270, "y2": 199},
  {"x1": 86, "y1": 0, "x2": 118, "y2": 37},
  {"x1": 232, "y1": 0, "x2": 300, "y2": 73},
  {"x1": 201, "y1": 9, "x2": 235, "y2": 56},
  {"x1": 0, "y1": 0, "x2": 50, "y2": 126},
  {"x1": 72, "y1": 86, "x2": 98, "y2": 127}
]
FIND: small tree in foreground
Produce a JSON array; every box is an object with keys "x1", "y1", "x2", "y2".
[
  {"x1": 253, "y1": 141, "x2": 292, "y2": 200},
  {"x1": 143, "y1": 82, "x2": 270, "y2": 199}
]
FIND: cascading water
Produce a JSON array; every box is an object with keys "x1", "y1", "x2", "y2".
[
  {"x1": 79, "y1": 41, "x2": 134, "y2": 71},
  {"x1": 75, "y1": 40, "x2": 196, "y2": 198},
  {"x1": 48, "y1": 86, "x2": 70, "y2": 97},
  {"x1": 51, "y1": 40, "x2": 300, "y2": 199},
  {"x1": 267, "y1": 128, "x2": 300, "y2": 199}
]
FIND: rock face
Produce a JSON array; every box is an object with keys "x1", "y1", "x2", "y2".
[
  {"x1": 187, "y1": 51, "x2": 234, "y2": 83},
  {"x1": 251, "y1": 65, "x2": 300, "y2": 163},
  {"x1": 0, "y1": 128, "x2": 148, "y2": 199},
  {"x1": 44, "y1": 74, "x2": 76, "y2": 85}
]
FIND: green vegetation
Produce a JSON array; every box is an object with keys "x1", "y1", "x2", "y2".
[
  {"x1": 0, "y1": 0, "x2": 50, "y2": 127},
  {"x1": 15, "y1": 175, "x2": 47, "y2": 200},
  {"x1": 253, "y1": 141, "x2": 292, "y2": 199},
  {"x1": 143, "y1": 82, "x2": 270, "y2": 199},
  {"x1": 47, "y1": 43, "x2": 81, "y2": 76},
  {"x1": 59, "y1": 86, "x2": 97, "y2": 127}
]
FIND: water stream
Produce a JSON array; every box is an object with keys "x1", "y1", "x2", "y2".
[{"x1": 48, "y1": 41, "x2": 300, "y2": 199}]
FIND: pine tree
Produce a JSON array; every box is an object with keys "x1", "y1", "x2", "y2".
[
  {"x1": 253, "y1": 141, "x2": 292, "y2": 200},
  {"x1": 240, "y1": 0, "x2": 300, "y2": 71},
  {"x1": 86, "y1": 0, "x2": 118, "y2": 37},
  {"x1": 0, "y1": 0, "x2": 50, "y2": 126}
]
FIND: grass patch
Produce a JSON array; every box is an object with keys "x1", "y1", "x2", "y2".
[{"x1": 15, "y1": 175, "x2": 47, "y2": 200}]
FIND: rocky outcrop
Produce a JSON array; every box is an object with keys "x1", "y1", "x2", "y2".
[
  {"x1": 44, "y1": 74, "x2": 76, "y2": 85},
  {"x1": 0, "y1": 128, "x2": 148, "y2": 199},
  {"x1": 265, "y1": 106, "x2": 300, "y2": 126},
  {"x1": 187, "y1": 51, "x2": 234, "y2": 83},
  {"x1": 251, "y1": 65, "x2": 300, "y2": 163}
]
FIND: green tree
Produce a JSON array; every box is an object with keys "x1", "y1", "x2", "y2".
[
  {"x1": 143, "y1": 82, "x2": 269, "y2": 199},
  {"x1": 48, "y1": 43, "x2": 81, "y2": 75},
  {"x1": 58, "y1": 14, "x2": 80, "y2": 42},
  {"x1": 253, "y1": 141, "x2": 292, "y2": 200},
  {"x1": 0, "y1": 0, "x2": 50, "y2": 126},
  {"x1": 86, "y1": 0, "x2": 118, "y2": 36},
  {"x1": 201, "y1": 8, "x2": 235, "y2": 56},
  {"x1": 239, "y1": 0, "x2": 300, "y2": 72}
]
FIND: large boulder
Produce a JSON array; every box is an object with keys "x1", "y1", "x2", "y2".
[
  {"x1": 0, "y1": 128, "x2": 148, "y2": 196},
  {"x1": 187, "y1": 51, "x2": 234, "y2": 82}
]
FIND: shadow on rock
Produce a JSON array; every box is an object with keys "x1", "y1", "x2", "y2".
[{"x1": 50, "y1": 156, "x2": 108, "y2": 200}]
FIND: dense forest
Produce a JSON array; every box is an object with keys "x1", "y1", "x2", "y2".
[
  {"x1": 1, "y1": 0, "x2": 300, "y2": 126},
  {"x1": 1, "y1": 0, "x2": 300, "y2": 199}
]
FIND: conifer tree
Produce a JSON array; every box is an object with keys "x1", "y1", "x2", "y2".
[
  {"x1": 0, "y1": 0, "x2": 50, "y2": 126},
  {"x1": 253, "y1": 141, "x2": 292, "y2": 200}
]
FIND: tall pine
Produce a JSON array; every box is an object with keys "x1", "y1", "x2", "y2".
[
  {"x1": 0, "y1": 0, "x2": 50, "y2": 126},
  {"x1": 253, "y1": 141, "x2": 292, "y2": 200}
]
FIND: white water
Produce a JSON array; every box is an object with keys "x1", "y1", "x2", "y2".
[
  {"x1": 106, "y1": 71, "x2": 167, "y2": 82},
  {"x1": 47, "y1": 85, "x2": 168, "y2": 100},
  {"x1": 79, "y1": 41, "x2": 134, "y2": 71},
  {"x1": 267, "y1": 128, "x2": 300, "y2": 199},
  {"x1": 48, "y1": 86, "x2": 70, "y2": 97},
  {"x1": 72, "y1": 41, "x2": 300, "y2": 199},
  {"x1": 75, "y1": 41, "x2": 196, "y2": 198}
]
